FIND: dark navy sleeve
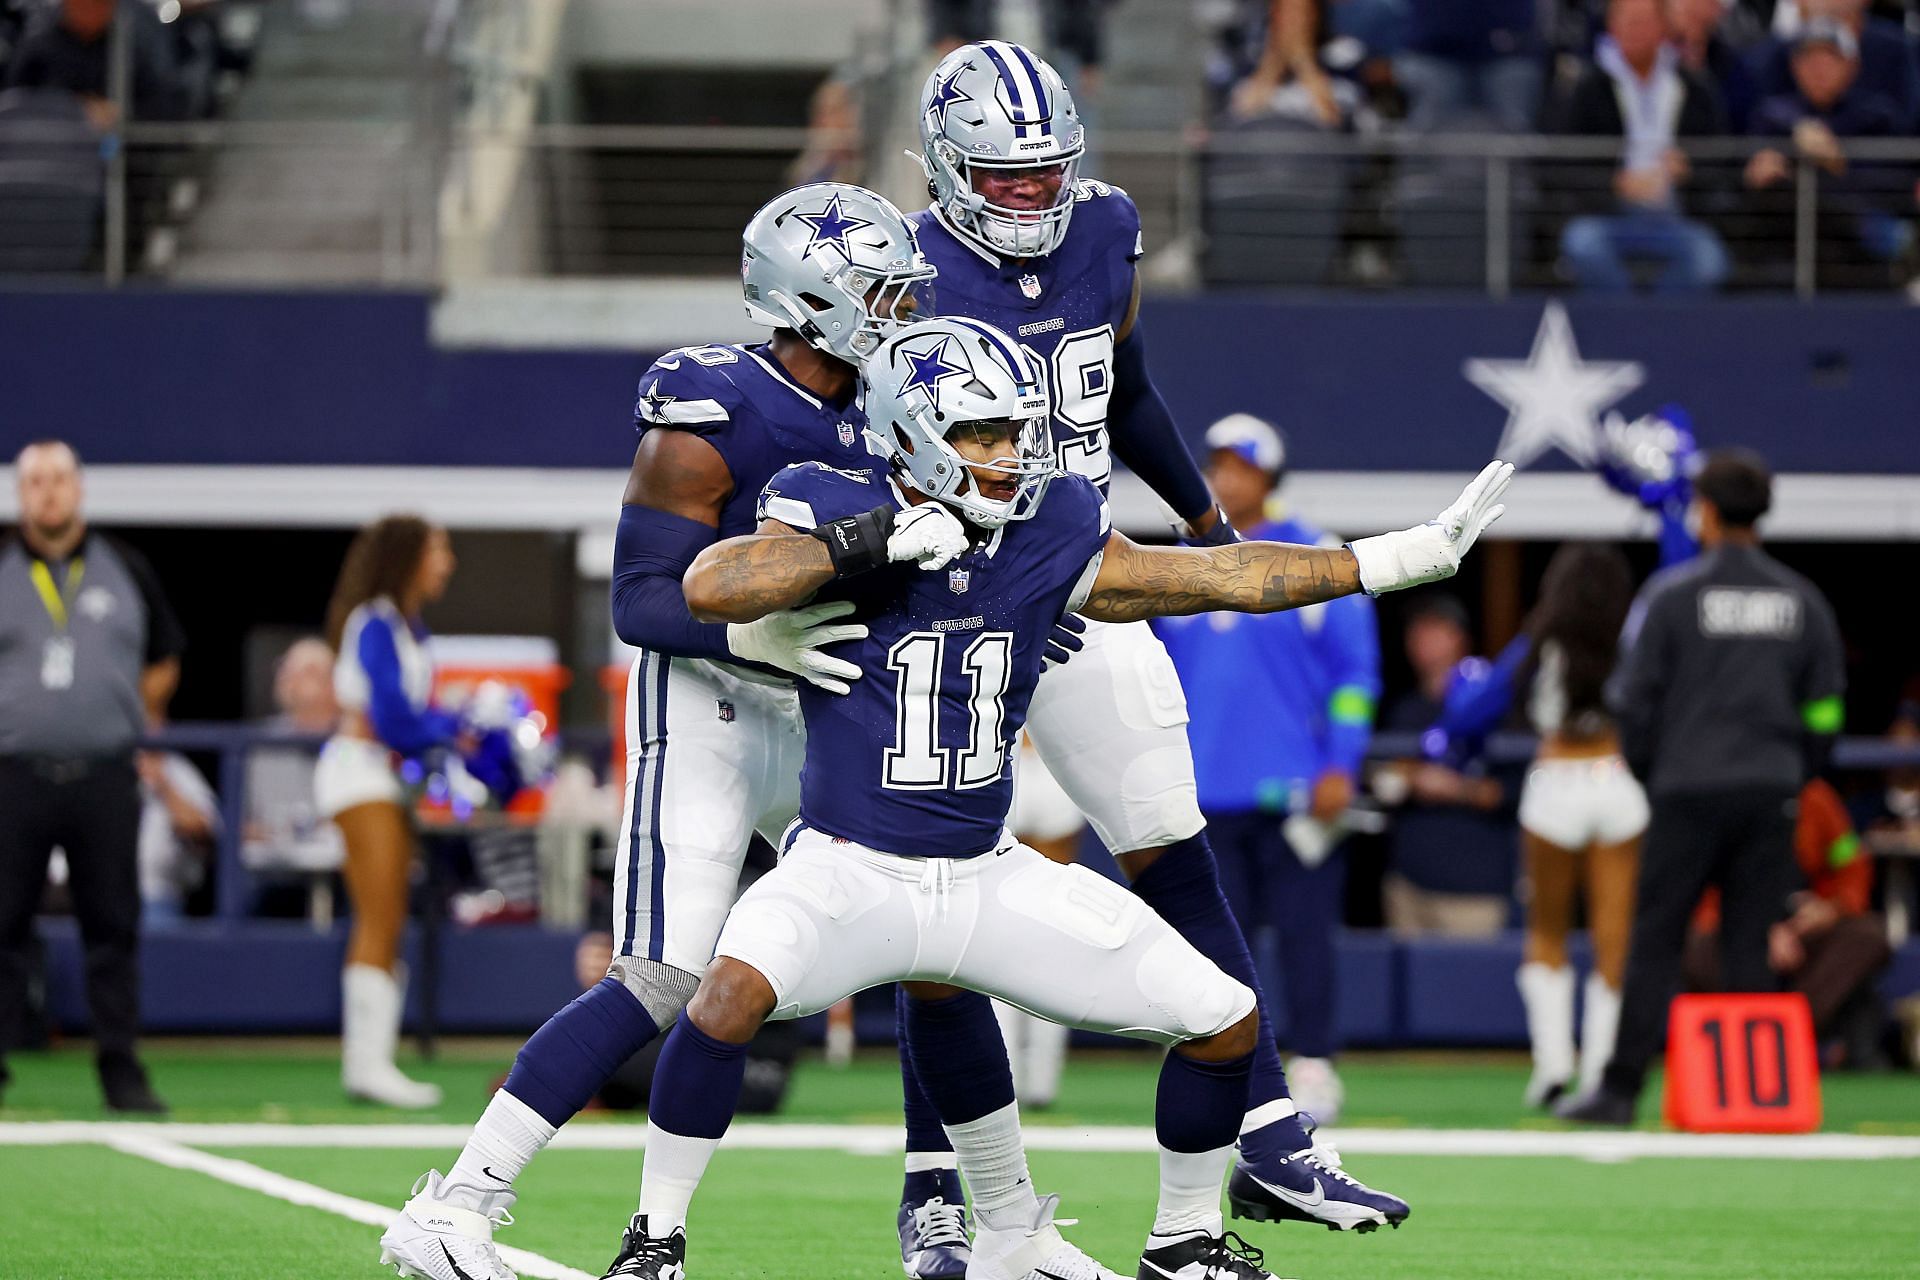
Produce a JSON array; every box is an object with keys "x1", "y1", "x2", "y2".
[
  {"x1": 356, "y1": 616, "x2": 460, "y2": 756},
  {"x1": 758, "y1": 462, "x2": 892, "y2": 530},
  {"x1": 634, "y1": 348, "x2": 754, "y2": 476}
]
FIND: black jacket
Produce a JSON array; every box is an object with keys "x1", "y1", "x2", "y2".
[
  {"x1": 1552, "y1": 63, "x2": 1730, "y2": 220},
  {"x1": 1608, "y1": 543, "x2": 1844, "y2": 798}
]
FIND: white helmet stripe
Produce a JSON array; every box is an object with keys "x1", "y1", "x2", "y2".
[
  {"x1": 945, "y1": 316, "x2": 1028, "y2": 384},
  {"x1": 979, "y1": 40, "x2": 1041, "y2": 134},
  {"x1": 1007, "y1": 43, "x2": 1054, "y2": 135}
]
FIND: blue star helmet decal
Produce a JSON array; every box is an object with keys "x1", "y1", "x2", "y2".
[
  {"x1": 794, "y1": 193, "x2": 874, "y2": 263},
  {"x1": 926, "y1": 63, "x2": 975, "y2": 132},
  {"x1": 900, "y1": 336, "x2": 969, "y2": 402}
]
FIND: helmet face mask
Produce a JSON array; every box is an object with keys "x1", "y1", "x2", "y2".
[
  {"x1": 741, "y1": 184, "x2": 938, "y2": 363},
  {"x1": 865, "y1": 318, "x2": 1058, "y2": 528},
  {"x1": 919, "y1": 41, "x2": 1085, "y2": 260}
]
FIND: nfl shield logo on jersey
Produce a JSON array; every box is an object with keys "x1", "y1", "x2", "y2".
[
  {"x1": 948, "y1": 567, "x2": 970, "y2": 594},
  {"x1": 837, "y1": 420, "x2": 856, "y2": 447},
  {"x1": 1018, "y1": 273, "x2": 1042, "y2": 299}
]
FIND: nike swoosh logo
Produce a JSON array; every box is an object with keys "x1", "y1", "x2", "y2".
[
  {"x1": 438, "y1": 1241, "x2": 481, "y2": 1280},
  {"x1": 1138, "y1": 1260, "x2": 1183, "y2": 1280},
  {"x1": 481, "y1": 1166, "x2": 511, "y2": 1184},
  {"x1": 1247, "y1": 1168, "x2": 1324, "y2": 1209}
]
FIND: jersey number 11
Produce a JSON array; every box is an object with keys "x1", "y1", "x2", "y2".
[{"x1": 883, "y1": 631, "x2": 1015, "y2": 791}]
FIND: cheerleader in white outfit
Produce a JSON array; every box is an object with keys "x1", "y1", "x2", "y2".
[
  {"x1": 1515, "y1": 544, "x2": 1647, "y2": 1108},
  {"x1": 320, "y1": 516, "x2": 459, "y2": 1109}
]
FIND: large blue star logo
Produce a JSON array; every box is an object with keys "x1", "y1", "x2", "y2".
[
  {"x1": 926, "y1": 64, "x2": 974, "y2": 133},
  {"x1": 795, "y1": 193, "x2": 873, "y2": 263},
  {"x1": 639, "y1": 382, "x2": 676, "y2": 419},
  {"x1": 900, "y1": 337, "x2": 968, "y2": 401}
]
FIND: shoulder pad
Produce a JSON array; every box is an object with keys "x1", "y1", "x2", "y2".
[
  {"x1": 1070, "y1": 180, "x2": 1142, "y2": 260},
  {"x1": 758, "y1": 461, "x2": 885, "y2": 529},
  {"x1": 634, "y1": 346, "x2": 749, "y2": 433}
]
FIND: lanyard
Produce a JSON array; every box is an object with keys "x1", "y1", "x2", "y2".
[{"x1": 29, "y1": 557, "x2": 85, "y2": 631}]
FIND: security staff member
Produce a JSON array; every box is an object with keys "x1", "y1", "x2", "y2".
[
  {"x1": 1558, "y1": 448, "x2": 1843, "y2": 1125},
  {"x1": 0, "y1": 440, "x2": 182, "y2": 1113}
]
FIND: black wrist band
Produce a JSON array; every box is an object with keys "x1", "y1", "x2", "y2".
[{"x1": 809, "y1": 505, "x2": 897, "y2": 577}]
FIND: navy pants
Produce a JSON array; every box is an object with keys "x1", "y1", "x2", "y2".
[{"x1": 1207, "y1": 810, "x2": 1344, "y2": 1060}]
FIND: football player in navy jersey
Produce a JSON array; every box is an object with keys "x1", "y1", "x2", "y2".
[
  {"x1": 377, "y1": 183, "x2": 943, "y2": 1280},
  {"x1": 601, "y1": 316, "x2": 1512, "y2": 1280},
  {"x1": 894, "y1": 40, "x2": 1414, "y2": 1251}
]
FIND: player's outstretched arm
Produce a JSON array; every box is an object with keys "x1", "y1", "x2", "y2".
[
  {"x1": 684, "y1": 521, "x2": 838, "y2": 624},
  {"x1": 1078, "y1": 535, "x2": 1364, "y2": 622},
  {"x1": 1077, "y1": 461, "x2": 1513, "y2": 622}
]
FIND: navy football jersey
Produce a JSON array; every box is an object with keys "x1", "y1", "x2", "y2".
[
  {"x1": 633, "y1": 343, "x2": 871, "y2": 540},
  {"x1": 911, "y1": 182, "x2": 1142, "y2": 494},
  {"x1": 757, "y1": 463, "x2": 1112, "y2": 857}
]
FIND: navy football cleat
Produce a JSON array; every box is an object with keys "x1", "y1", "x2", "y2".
[
  {"x1": 898, "y1": 1169, "x2": 971, "y2": 1279},
  {"x1": 1227, "y1": 1133, "x2": 1409, "y2": 1233}
]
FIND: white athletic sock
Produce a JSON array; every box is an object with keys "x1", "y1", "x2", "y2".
[
  {"x1": 1517, "y1": 963, "x2": 1577, "y2": 1096},
  {"x1": 904, "y1": 1152, "x2": 960, "y2": 1175},
  {"x1": 1579, "y1": 974, "x2": 1623, "y2": 1096},
  {"x1": 443, "y1": 1089, "x2": 557, "y2": 1206},
  {"x1": 946, "y1": 1101, "x2": 1040, "y2": 1228},
  {"x1": 1151, "y1": 1145, "x2": 1231, "y2": 1240},
  {"x1": 635, "y1": 1120, "x2": 722, "y2": 1237}
]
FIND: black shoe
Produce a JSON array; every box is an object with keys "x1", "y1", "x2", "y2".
[
  {"x1": 1553, "y1": 1087, "x2": 1636, "y2": 1127},
  {"x1": 1139, "y1": 1228, "x2": 1284, "y2": 1279},
  {"x1": 601, "y1": 1213, "x2": 687, "y2": 1278},
  {"x1": 98, "y1": 1052, "x2": 168, "y2": 1115}
]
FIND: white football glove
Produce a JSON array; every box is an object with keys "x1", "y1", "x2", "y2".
[
  {"x1": 1347, "y1": 460, "x2": 1514, "y2": 595},
  {"x1": 887, "y1": 502, "x2": 970, "y2": 571},
  {"x1": 727, "y1": 600, "x2": 867, "y2": 695}
]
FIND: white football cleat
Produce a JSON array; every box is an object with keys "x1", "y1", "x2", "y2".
[
  {"x1": 379, "y1": 1170, "x2": 517, "y2": 1280},
  {"x1": 968, "y1": 1193, "x2": 1125, "y2": 1280},
  {"x1": 1283, "y1": 1056, "x2": 1343, "y2": 1127}
]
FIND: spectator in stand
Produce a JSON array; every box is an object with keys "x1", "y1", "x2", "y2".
[
  {"x1": 242, "y1": 638, "x2": 344, "y2": 887},
  {"x1": 1156, "y1": 414, "x2": 1381, "y2": 1124},
  {"x1": 1513, "y1": 544, "x2": 1645, "y2": 1111},
  {"x1": 1671, "y1": 0, "x2": 1759, "y2": 129},
  {"x1": 4, "y1": 0, "x2": 187, "y2": 128},
  {"x1": 1394, "y1": 0, "x2": 1543, "y2": 131},
  {"x1": 1375, "y1": 598, "x2": 1520, "y2": 937},
  {"x1": 1686, "y1": 778, "x2": 1891, "y2": 1067},
  {"x1": 1743, "y1": 20, "x2": 1920, "y2": 274},
  {"x1": 1750, "y1": 0, "x2": 1919, "y2": 131},
  {"x1": 1554, "y1": 0, "x2": 1731, "y2": 293},
  {"x1": 135, "y1": 749, "x2": 217, "y2": 927}
]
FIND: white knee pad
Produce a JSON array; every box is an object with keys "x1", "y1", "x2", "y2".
[{"x1": 1133, "y1": 934, "x2": 1255, "y2": 1044}]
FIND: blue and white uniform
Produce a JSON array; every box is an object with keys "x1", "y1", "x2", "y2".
[
  {"x1": 316, "y1": 597, "x2": 456, "y2": 817},
  {"x1": 611, "y1": 343, "x2": 874, "y2": 971},
  {"x1": 714, "y1": 462, "x2": 1254, "y2": 1038},
  {"x1": 912, "y1": 187, "x2": 1210, "y2": 854}
]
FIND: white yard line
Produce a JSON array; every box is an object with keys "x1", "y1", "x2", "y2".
[
  {"x1": 4, "y1": 1121, "x2": 1916, "y2": 1162},
  {"x1": 100, "y1": 1131, "x2": 596, "y2": 1280}
]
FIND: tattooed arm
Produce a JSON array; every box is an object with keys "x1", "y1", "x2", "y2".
[
  {"x1": 684, "y1": 520, "x2": 837, "y2": 624},
  {"x1": 1076, "y1": 532, "x2": 1364, "y2": 623}
]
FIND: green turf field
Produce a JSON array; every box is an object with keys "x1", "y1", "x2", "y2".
[{"x1": 2, "y1": 1042, "x2": 1917, "y2": 1279}]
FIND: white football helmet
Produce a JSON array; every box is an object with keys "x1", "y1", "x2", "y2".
[
  {"x1": 917, "y1": 41, "x2": 1085, "y2": 259},
  {"x1": 742, "y1": 183, "x2": 937, "y2": 363},
  {"x1": 863, "y1": 317, "x2": 1057, "y2": 528}
]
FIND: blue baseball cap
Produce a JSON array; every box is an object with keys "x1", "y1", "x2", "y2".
[{"x1": 1205, "y1": 413, "x2": 1287, "y2": 477}]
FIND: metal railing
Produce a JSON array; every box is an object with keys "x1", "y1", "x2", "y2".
[
  {"x1": 4, "y1": 118, "x2": 1918, "y2": 295},
  {"x1": 143, "y1": 721, "x2": 1920, "y2": 929}
]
